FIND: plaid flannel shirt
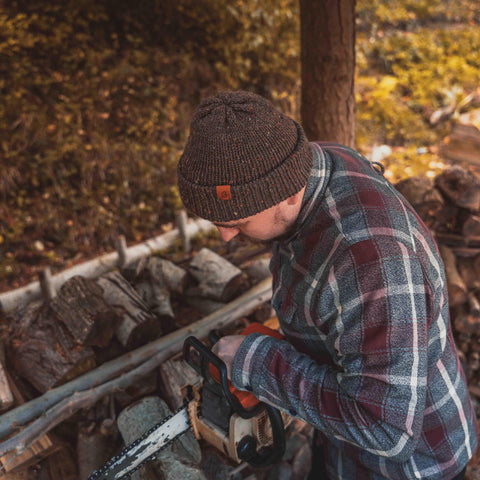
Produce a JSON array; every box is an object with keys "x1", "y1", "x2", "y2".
[{"x1": 231, "y1": 142, "x2": 478, "y2": 479}]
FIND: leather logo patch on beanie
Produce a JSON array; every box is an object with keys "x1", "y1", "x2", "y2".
[{"x1": 216, "y1": 185, "x2": 232, "y2": 200}]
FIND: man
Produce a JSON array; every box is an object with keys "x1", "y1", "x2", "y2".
[{"x1": 177, "y1": 90, "x2": 477, "y2": 479}]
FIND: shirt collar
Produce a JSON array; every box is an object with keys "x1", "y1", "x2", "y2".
[{"x1": 276, "y1": 142, "x2": 332, "y2": 245}]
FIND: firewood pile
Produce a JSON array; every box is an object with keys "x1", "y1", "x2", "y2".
[
  {"x1": 0, "y1": 237, "x2": 313, "y2": 480},
  {"x1": 1, "y1": 164, "x2": 480, "y2": 479}
]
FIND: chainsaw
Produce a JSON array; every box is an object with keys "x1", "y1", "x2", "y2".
[{"x1": 88, "y1": 324, "x2": 290, "y2": 480}]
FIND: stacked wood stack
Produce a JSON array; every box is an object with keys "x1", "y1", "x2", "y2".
[{"x1": 395, "y1": 165, "x2": 480, "y2": 388}]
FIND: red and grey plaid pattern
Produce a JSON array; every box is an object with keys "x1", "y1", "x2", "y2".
[{"x1": 232, "y1": 143, "x2": 478, "y2": 479}]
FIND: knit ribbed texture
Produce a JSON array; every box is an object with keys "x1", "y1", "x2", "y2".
[{"x1": 177, "y1": 90, "x2": 313, "y2": 222}]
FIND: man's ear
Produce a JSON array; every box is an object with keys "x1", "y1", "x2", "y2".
[{"x1": 286, "y1": 187, "x2": 305, "y2": 205}]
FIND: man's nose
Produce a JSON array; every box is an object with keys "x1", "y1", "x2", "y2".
[{"x1": 217, "y1": 227, "x2": 239, "y2": 242}]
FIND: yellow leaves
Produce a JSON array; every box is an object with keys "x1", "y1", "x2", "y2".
[{"x1": 377, "y1": 75, "x2": 398, "y2": 94}]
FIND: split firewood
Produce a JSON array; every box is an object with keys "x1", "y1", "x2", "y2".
[
  {"x1": 123, "y1": 256, "x2": 188, "y2": 295},
  {"x1": 8, "y1": 301, "x2": 96, "y2": 393},
  {"x1": 135, "y1": 281, "x2": 176, "y2": 331},
  {"x1": 457, "y1": 257, "x2": 480, "y2": 292},
  {"x1": 438, "y1": 244, "x2": 468, "y2": 306},
  {"x1": 440, "y1": 123, "x2": 480, "y2": 167},
  {"x1": 188, "y1": 248, "x2": 243, "y2": 302},
  {"x1": 394, "y1": 176, "x2": 444, "y2": 228},
  {"x1": 453, "y1": 302, "x2": 480, "y2": 335},
  {"x1": 462, "y1": 215, "x2": 480, "y2": 244},
  {"x1": 158, "y1": 356, "x2": 202, "y2": 410},
  {"x1": 146, "y1": 257, "x2": 188, "y2": 294},
  {"x1": 434, "y1": 165, "x2": 480, "y2": 212},
  {"x1": 0, "y1": 217, "x2": 214, "y2": 315},
  {"x1": 468, "y1": 292, "x2": 480, "y2": 316},
  {"x1": 49, "y1": 276, "x2": 120, "y2": 348},
  {"x1": 0, "y1": 372, "x2": 60, "y2": 474},
  {"x1": 96, "y1": 271, "x2": 161, "y2": 349}
]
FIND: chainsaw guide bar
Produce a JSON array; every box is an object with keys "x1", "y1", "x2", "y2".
[{"x1": 88, "y1": 403, "x2": 191, "y2": 480}]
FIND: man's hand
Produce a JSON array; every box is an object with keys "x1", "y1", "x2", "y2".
[{"x1": 211, "y1": 335, "x2": 245, "y2": 379}]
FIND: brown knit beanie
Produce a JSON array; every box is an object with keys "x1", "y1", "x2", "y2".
[{"x1": 177, "y1": 90, "x2": 313, "y2": 222}]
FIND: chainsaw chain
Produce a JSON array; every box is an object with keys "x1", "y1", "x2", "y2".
[{"x1": 88, "y1": 402, "x2": 191, "y2": 480}]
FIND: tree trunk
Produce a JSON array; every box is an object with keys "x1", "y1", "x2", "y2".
[{"x1": 300, "y1": 0, "x2": 356, "y2": 146}]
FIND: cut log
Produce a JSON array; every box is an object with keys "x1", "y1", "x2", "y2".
[
  {"x1": 146, "y1": 257, "x2": 188, "y2": 295},
  {"x1": 468, "y1": 292, "x2": 480, "y2": 316},
  {"x1": 188, "y1": 248, "x2": 243, "y2": 302},
  {"x1": 96, "y1": 271, "x2": 161, "y2": 349},
  {"x1": 394, "y1": 176, "x2": 444, "y2": 228},
  {"x1": 244, "y1": 257, "x2": 272, "y2": 285},
  {"x1": 123, "y1": 257, "x2": 188, "y2": 295},
  {"x1": 462, "y1": 215, "x2": 480, "y2": 244},
  {"x1": 457, "y1": 257, "x2": 480, "y2": 292},
  {"x1": 440, "y1": 123, "x2": 480, "y2": 167},
  {"x1": 158, "y1": 356, "x2": 202, "y2": 410},
  {"x1": 434, "y1": 165, "x2": 480, "y2": 212},
  {"x1": 135, "y1": 282, "x2": 175, "y2": 322},
  {"x1": 8, "y1": 301, "x2": 96, "y2": 393},
  {"x1": 439, "y1": 244, "x2": 468, "y2": 306},
  {"x1": 49, "y1": 276, "x2": 120, "y2": 348},
  {"x1": 0, "y1": 373, "x2": 60, "y2": 474}
]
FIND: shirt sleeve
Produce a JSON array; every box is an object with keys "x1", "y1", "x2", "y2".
[{"x1": 231, "y1": 238, "x2": 432, "y2": 463}]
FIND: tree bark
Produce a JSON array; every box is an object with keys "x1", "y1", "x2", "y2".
[
  {"x1": 9, "y1": 301, "x2": 96, "y2": 393},
  {"x1": 300, "y1": 0, "x2": 356, "y2": 146}
]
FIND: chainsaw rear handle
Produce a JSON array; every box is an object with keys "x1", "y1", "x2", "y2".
[
  {"x1": 183, "y1": 335, "x2": 286, "y2": 467},
  {"x1": 236, "y1": 404, "x2": 286, "y2": 467},
  {"x1": 183, "y1": 335, "x2": 263, "y2": 419}
]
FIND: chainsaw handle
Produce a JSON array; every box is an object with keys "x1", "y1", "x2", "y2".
[
  {"x1": 236, "y1": 403, "x2": 286, "y2": 467},
  {"x1": 183, "y1": 336, "x2": 263, "y2": 419}
]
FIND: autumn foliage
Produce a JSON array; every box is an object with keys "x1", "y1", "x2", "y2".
[{"x1": 0, "y1": 0, "x2": 479, "y2": 290}]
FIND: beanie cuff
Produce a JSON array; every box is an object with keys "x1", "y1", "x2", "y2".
[{"x1": 178, "y1": 122, "x2": 313, "y2": 222}]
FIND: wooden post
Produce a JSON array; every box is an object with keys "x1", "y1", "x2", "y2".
[
  {"x1": 116, "y1": 235, "x2": 128, "y2": 268},
  {"x1": 175, "y1": 210, "x2": 191, "y2": 254},
  {"x1": 39, "y1": 267, "x2": 56, "y2": 301}
]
